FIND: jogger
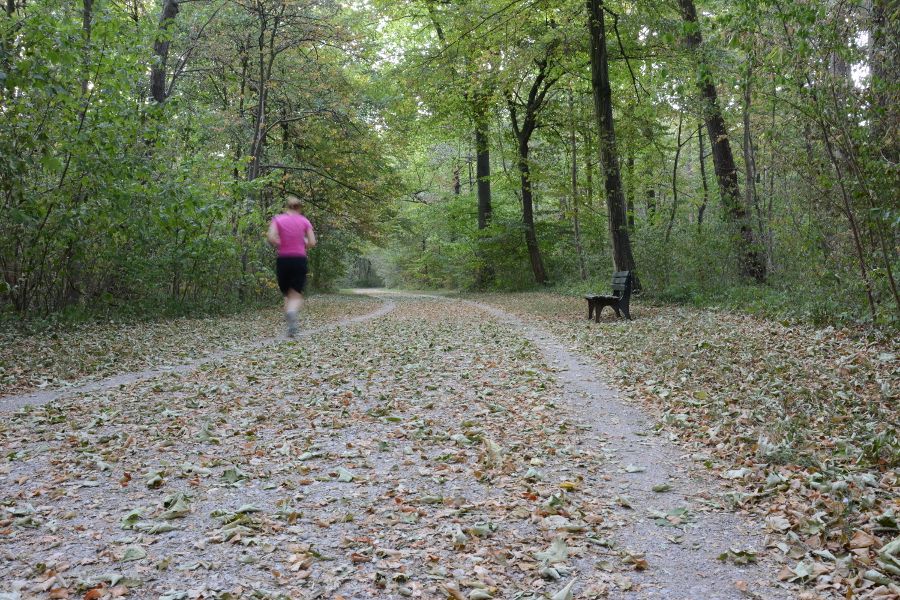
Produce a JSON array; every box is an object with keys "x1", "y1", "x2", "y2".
[{"x1": 267, "y1": 195, "x2": 316, "y2": 337}]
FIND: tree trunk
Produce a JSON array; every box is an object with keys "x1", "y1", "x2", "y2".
[
  {"x1": 870, "y1": 0, "x2": 900, "y2": 314},
  {"x1": 698, "y1": 123, "x2": 709, "y2": 228},
  {"x1": 572, "y1": 189, "x2": 588, "y2": 281},
  {"x1": 506, "y1": 50, "x2": 556, "y2": 285},
  {"x1": 518, "y1": 141, "x2": 548, "y2": 284},
  {"x1": 474, "y1": 95, "x2": 494, "y2": 288},
  {"x1": 247, "y1": 6, "x2": 283, "y2": 182},
  {"x1": 871, "y1": 0, "x2": 899, "y2": 165},
  {"x1": 81, "y1": 0, "x2": 93, "y2": 94},
  {"x1": 587, "y1": 0, "x2": 637, "y2": 284},
  {"x1": 247, "y1": 26, "x2": 269, "y2": 182},
  {"x1": 569, "y1": 89, "x2": 587, "y2": 280},
  {"x1": 742, "y1": 55, "x2": 766, "y2": 267},
  {"x1": 678, "y1": 0, "x2": 765, "y2": 282},
  {"x1": 665, "y1": 112, "x2": 683, "y2": 242},
  {"x1": 625, "y1": 153, "x2": 635, "y2": 231},
  {"x1": 474, "y1": 100, "x2": 492, "y2": 230},
  {"x1": 585, "y1": 122, "x2": 594, "y2": 207},
  {"x1": 150, "y1": 0, "x2": 179, "y2": 103}
]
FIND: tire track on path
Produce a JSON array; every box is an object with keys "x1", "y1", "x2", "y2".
[{"x1": 0, "y1": 296, "x2": 396, "y2": 412}]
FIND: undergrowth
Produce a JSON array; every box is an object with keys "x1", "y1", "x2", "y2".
[{"x1": 548, "y1": 277, "x2": 898, "y2": 332}]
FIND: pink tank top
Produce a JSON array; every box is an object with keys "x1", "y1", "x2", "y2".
[{"x1": 273, "y1": 213, "x2": 312, "y2": 257}]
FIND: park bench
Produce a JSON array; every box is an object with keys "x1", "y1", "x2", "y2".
[{"x1": 585, "y1": 271, "x2": 634, "y2": 321}]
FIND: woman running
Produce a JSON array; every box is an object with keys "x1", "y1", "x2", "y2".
[{"x1": 267, "y1": 194, "x2": 316, "y2": 337}]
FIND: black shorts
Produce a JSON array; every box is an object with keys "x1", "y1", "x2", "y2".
[{"x1": 276, "y1": 256, "x2": 308, "y2": 295}]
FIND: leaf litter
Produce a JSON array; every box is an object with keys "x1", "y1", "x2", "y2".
[
  {"x1": 0, "y1": 294, "x2": 381, "y2": 398},
  {"x1": 1, "y1": 291, "x2": 894, "y2": 598},
  {"x1": 472, "y1": 292, "x2": 900, "y2": 599},
  {"x1": 1, "y1": 295, "x2": 645, "y2": 598}
]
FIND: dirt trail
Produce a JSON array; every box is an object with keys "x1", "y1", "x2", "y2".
[
  {"x1": 0, "y1": 292, "x2": 795, "y2": 599},
  {"x1": 362, "y1": 290, "x2": 791, "y2": 598},
  {"x1": 466, "y1": 297, "x2": 789, "y2": 599}
]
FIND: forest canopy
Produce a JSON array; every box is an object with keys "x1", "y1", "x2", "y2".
[{"x1": 1, "y1": 0, "x2": 898, "y2": 326}]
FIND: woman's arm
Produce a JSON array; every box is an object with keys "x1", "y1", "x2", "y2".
[
  {"x1": 305, "y1": 226, "x2": 317, "y2": 248},
  {"x1": 267, "y1": 221, "x2": 280, "y2": 247}
]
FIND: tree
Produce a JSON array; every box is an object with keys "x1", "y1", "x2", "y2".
[
  {"x1": 506, "y1": 41, "x2": 559, "y2": 285},
  {"x1": 423, "y1": 0, "x2": 496, "y2": 284},
  {"x1": 150, "y1": 0, "x2": 179, "y2": 103},
  {"x1": 473, "y1": 91, "x2": 495, "y2": 287},
  {"x1": 568, "y1": 88, "x2": 588, "y2": 281},
  {"x1": 0, "y1": 0, "x2": 396, "y2": 314},
  {"x1": 677, "y1": 0, "x2": 765, "y2": 282},
  {"x1": 870, "y1": 0, "x2": 899, "y2": 165},
  {"x1": 587, "y1": 0, "x2": 637, "y2": 282},
  {"x1": 474, "y1": 95, "x2": 493, "y2": 231}
]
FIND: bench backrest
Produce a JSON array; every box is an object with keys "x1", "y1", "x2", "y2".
[{"x1": 611, "y1": 271, "x2": 632, "y2": 299}]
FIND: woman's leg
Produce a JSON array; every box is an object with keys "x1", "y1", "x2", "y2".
[
  {"x1": 285, "y1": 289, "x2": 303, "y2": 313},
  {"x1": 284, "y1": 289, "x2": 303, "y2": 336}
]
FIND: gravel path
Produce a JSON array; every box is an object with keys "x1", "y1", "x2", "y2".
[
  {"x1": 466, "y1": 297, "x2": 790, "y2": 599},
  {"x1": 0, "y1": 292, "x2": 794, "y2": 599}
]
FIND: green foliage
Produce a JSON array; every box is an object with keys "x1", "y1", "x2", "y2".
[
  {"x1": 2, "y1": 0, "x2": 897, "y2": 330},
  {"x1": 1, "y1": 0, "x2": 394, "y2": 318},
  {"x1": 364, "y1": 0, "x2": 897, "y2": 329}
]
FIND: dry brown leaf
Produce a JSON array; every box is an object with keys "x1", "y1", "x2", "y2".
[
  {"x1": 83, "y1": 587, "x2": 105, "y2": 600},
  {"x1": 849, "y1": 530, "x2": 878, "y2": 549}
]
